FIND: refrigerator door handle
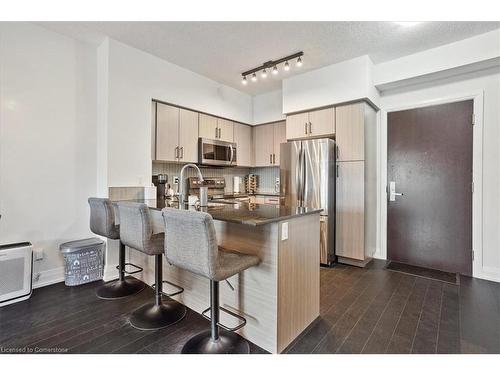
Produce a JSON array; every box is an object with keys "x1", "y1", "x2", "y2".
[
  {"x1": 300, "y1": 145, "x2": 306, "y2": 206},
  {"x1": 295, "y1": 146, "x2": 304, "y2": 206}
]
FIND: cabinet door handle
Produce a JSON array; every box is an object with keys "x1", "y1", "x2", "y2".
[
  {"x1": 336, "y1": 164, "x2": 339, "y2": 178},
  {"x1": 180, "y1": 147, "x2": 184, "y2": 159},
  {"x1": 273, "y1": 153, "x2": 276, "y2": 164},
  {"x1": 175, "y1": 146, "x2": 179, "y2": 159},
  {"x1": 215, "y1": 127, "x2": 218, "y2": 138},
  {"x1": 304, "y1": 122, "x2": 308, "y2": 134},
  {"x1": 308, "y1": 122, "x2": 312, "y2": 134},
  {"x1": 270, "y1": 154, "x2": 273, "y2": 164}
]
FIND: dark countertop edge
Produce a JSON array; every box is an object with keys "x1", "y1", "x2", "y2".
[
  {"x1": 223, "y1": 208, "x2": 323, "y2": 226},
  {"x1": 114, "y1": 200, "x2": 322, "y2": 226},
  {"x1": 145, "y1": 205, "x2": 323, "y2": 226}
]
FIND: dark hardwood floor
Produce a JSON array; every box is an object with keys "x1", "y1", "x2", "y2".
[
  {"x1": 0, "y1": 260, "x2": 498, "y2": 354},
  {"x1": 285, "y1": 260, "x2": 500, "y2": 354}
]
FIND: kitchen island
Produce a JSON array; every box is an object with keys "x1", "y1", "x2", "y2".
[{"x1": 112, "y1": 199, "x2": 321, "y2": 353}]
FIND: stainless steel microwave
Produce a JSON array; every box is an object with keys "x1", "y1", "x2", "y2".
[{"x1": 198, "y1": 138, "x2": 237, "y2": 166}]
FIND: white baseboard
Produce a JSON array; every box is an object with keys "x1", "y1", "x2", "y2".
[
  {"x1": 33, "y1": 267, "x2": 65, "y2": 289},
  {"x1": 475, "y1": 267, "x2": 500, "y2": 283}
]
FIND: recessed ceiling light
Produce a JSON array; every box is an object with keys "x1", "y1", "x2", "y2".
[{"x1": 393, "y1": 21, "x2": 422, "y2": 27}]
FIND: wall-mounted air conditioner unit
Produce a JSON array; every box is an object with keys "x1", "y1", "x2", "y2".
[{"x1": 0, "y1": 242, "x2": 33, "y2": 307}]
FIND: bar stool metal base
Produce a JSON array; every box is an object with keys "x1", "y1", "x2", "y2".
[
  {"x1": 96, "y1": 276, "x2": 146, "y2": 300},
  {"x1": 129, "y1": 300, "x2": 186, "y2": 330},
  {"x1": 181, "y1": 330, "x2": 250, "y2": 354}
]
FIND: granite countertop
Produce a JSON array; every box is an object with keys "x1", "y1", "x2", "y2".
[{"x1": 113, "y1": 199, "x2": 322, "y2": 226}]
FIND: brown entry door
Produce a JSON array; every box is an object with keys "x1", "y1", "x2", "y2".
[{"x1": 387, "y1": 100, "x2": 473, "y2": 276}]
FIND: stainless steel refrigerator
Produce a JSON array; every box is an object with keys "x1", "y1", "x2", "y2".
[{"x1": 280, "y1": 138, "x2": 336, "y2": 266}]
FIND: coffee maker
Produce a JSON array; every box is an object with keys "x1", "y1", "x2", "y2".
[{"x1": 152, "y1": 174, "x2": 168, "y2": 200}]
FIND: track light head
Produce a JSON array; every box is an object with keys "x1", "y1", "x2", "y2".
[
  {"x1": 241, "y1": 76, "x2": 247, "y2": 85},
  {"x1": 272, "y1": 66, "x2": 278, "y2": 75},
  {"x1": 296, "y1": 56, "x2": 303, "y2": 67},
  {"x1": 251, "y1": 73, "x2": 257, "y2": 82},
  {"x1": 284, "y1": 61, "x2": 290, "y2": 71},
  {"x1": 261, "y1": 69, "x2": 267, "y2": 79}
]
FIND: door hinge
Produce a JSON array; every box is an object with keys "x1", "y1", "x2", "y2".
[{"x1": 472, "y1": 113, "x2": 475, "y2": 126}]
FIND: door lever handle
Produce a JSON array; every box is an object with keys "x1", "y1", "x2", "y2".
[{"x1": 389, "y1": 181, "x2": 404, "y2": 201}]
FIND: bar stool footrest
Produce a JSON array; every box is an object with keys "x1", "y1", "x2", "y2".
[
  {"x1": 201, "y1": 306, "x2": 247, "y2": 332},
  {"x1": 151, "y1": 280, "x2": 184, "y2": 297},
  {"x1": 116, "y1": 262, "x2": 143, "y2": 275}
]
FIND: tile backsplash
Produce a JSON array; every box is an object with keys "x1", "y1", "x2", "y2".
[
  {"x1": 250, "y1": 167, "x2": 280, "y2": 194},
  {"x1": 152, "y1": 162, "x2": 280, "y2": 194}
]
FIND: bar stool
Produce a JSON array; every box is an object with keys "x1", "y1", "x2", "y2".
[
  {"x1": 117, "y1": 202, "x2": 186, "y2": 330},
  {"x1": 88, "y1": 198, "x2": 146, "y2": 299},
  {"x1": 162, "y1": 208, "x2": 260, "y2": 354}
]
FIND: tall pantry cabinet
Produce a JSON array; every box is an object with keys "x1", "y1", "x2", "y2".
[{"x1": 335, "y1": 102, "x2": 377, "y2": 267}]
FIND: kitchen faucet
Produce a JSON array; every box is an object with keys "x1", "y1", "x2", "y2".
[{"x1": 178, "y1": 163, "x2": 204, "y2": 206}]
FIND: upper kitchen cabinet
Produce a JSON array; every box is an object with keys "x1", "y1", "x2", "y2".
[
  {"x1": 335, "y1": 102, "x2": 366, "y2": 162},
  {"x1": 199, "y1": 113, "x2": 233, "y2": 142},
  {"x1": 273, "y1": 121, "x2": 286, "y2": 164},
  {"x1": 178, "y1": 108, "x2": 199, "y2": 163},
  {"x1": 199, "y1": 113, "x2": 218, "y2": 140},
  {"x1": 233, "y1": 122, "x2": 252, "y2": 167},
  {"x1": 155, "y1": 102, "x2": 180, "y2": 162},
  {"x1": 253, "y1": 123, "x2": 274, "y2": 167},
  {"x1": 217, "y1": 118, "x2": 234, "y2": 142},
  {"x1": 253, "y1": 121, "x2": 285, "y2": 167},
  {"x1": 154, "y1": 102, "x2": 199, "y2": 162},
  {"x1": 286, "y1": 112, "x2": 309, "y2": 140},
  {"x1": 308, "y1": 108, "x2": 335, "y2": 138},
  {"x1": 286, "y1": 107, "x2": 335, "y2": 140}
]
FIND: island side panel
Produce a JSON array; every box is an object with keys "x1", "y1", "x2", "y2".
[
  {"x1": 214, "y1": 220, "x2": 279, "y2": 354},
  {"x1": 277, "y1": 213, "x2": 321, "y2": 353}
]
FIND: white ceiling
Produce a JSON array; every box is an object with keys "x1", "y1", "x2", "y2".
[{"x1": 42, "y1": 21, "x2": 500, "y2": 96}]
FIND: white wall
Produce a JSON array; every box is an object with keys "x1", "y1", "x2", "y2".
[
  {"x1": 374, "y1": 29, "x2": 500, "y2": 90},
  {"x1": 282, "y1": 55, "x2": 380, "y2": 113},
  {"x1": 104, "y1": 39, "x2": 253, "y2": 187},
  {"x1": 0, "y1": 23, "x2": 98, "y2": 286},
  {"x1": 377, "y1": 67, "x2": 500, "y2": 282},
  {"x1": 252, "y1": 89, "x2": 285, "y2": 124}
]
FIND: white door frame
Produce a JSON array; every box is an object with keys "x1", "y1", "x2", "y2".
[{"x1": 378, "y1": 90, "x2": 484, "y2": 279}]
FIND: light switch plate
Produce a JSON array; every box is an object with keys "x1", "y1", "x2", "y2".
[
  {"x1": 173, "y1": 176, "x2": 179, "y2": 184},
  {"x1": 281, "y1": 222, "x2": 288, "y2": 241}
]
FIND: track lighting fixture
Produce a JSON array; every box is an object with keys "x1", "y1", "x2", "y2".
[{"x1": 240, "y1": 51, "x2": 303, "y2": 85}]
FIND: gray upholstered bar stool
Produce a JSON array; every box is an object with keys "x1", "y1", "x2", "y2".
[
  {"x1": 162, "y1": 208, "x2": 260, "y2": 354},
  {"x1": 117, "y1": 202, "x2": 186, "y2": 330},
  {"x1": 88, "y1": 198, "x2": 146, "y2": 299}
]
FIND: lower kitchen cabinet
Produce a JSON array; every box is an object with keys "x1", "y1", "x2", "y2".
[{"x1": 335, "y1": 161, "x2": 365, "y2": 262}]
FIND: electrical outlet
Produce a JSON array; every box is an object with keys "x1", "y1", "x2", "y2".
[
  {"x1": 281, "y1": 222, "x2": 288, "y2": 241},
  {"x1": 34, "y1": 249, "x2": 44, "y2": 261}
]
